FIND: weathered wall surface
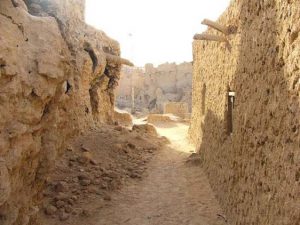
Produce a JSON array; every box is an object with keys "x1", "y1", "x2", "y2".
[
  {"x1": 189, "y1": 0, "x2": 300, "y2": 224},
  {"x1": 116, "y1": 62, "x2": 192, "y2": 113},
  {"x1": 0, "y1": 0, "x2": 122, "y2": 224}
]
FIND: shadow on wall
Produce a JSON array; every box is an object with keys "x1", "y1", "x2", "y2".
[{"x1": 197, "y1": 1, "x2": 299, "y2": 225}]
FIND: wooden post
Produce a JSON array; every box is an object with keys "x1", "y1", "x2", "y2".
[
  {"x1": 105, "y1": 53, "x2": 134, "y2": 67},
  {"x1": 193, "y1": 33, "x2": 228, "y2": 42},
  {"x1": 201, "y1": 19, "x2": 229, "y2": 35}
]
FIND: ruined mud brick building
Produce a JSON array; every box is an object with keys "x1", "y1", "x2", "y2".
[
  {"x1": 189, "y1": 0, "x2": 299, "y2": 224},
  {"x1": 0, "y1": 0, "x2": 132, "y2": 224},
  {"x1": 116, "y1": 62, "x2": 193, "y2": 113},
  {"x1": 164, "y1": 102, "x2": 190, "y2": 119}
]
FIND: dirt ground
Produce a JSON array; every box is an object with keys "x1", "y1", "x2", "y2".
[
  {"x1": 38, "y1": 118, "x2": 228, "y2": 225},
  {"x1": 95, "y1": 121, "x2": 228, "y2": 225}
]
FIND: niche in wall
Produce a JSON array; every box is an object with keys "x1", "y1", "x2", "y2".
[{"x1": 227, "y1": 91, "x2": 235, "y2": 135}]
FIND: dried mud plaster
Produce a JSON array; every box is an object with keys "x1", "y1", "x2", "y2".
[
  {"x1": 0, "y1": 0, "x2": 125, "y2": 224},
  {"x1": 189, "y1": 1, "x2": 300, "y2": 225}
]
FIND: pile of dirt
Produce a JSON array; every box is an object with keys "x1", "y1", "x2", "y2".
[
  {"x1": 37, "y1": 124, "x2": 168, "y2": 225},
  {"x1": 185, "y1": 153, "x2": 202, "y2": 166},
  {"x1": 132, "y1": 123, "x2": 158, "y2": 136}
]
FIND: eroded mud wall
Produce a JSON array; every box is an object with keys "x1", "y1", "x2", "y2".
[
  {"x1": 0, "y1": 0, "x2": 121, "y2": 224},
  {"x1": 189, "y1": 0, "x2": 300, "y2": 224}
]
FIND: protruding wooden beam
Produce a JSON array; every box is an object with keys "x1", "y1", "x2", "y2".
[
  {"x1": 201, "y1": 19, "x2": 229, "y2": 35},
  {"x1": 193, "y1": 33, "x2": 228, "y2": 42},
  {"x1": 105, "y1": 53, "x2": 134, "y2": 67}
]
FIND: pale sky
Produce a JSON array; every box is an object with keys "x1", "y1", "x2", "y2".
[{"x1": 85, "y1": 0, "x2": 231, "y2": 67}]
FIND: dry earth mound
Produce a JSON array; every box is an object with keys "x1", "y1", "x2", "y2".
[{"x1": 37, "y1": 124, "x2": 167, "y2": 225}]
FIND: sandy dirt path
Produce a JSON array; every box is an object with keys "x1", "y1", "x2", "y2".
[{"x1": 95, "y1": 122, "x2": 228, "y2": 225}]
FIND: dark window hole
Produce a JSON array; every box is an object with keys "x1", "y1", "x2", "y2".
[
  {"x1": 104, "y1": 67, "x2": 109, "y2": 76},
  {"x1": 227, "y1": 91, "x2": 235, "y2": 135},
  {"x1": 30, "y1": 89, "x2": 38, "y2": 98},
  {"x1": 85, "y1": 106, "x2": 89, "y2": 114},
  {"x1": 42, "y1": 103, "x2": 50, "y2": 119},
  {"x1": 65, "y1": 81, "x2": 72, "y2": 94}
]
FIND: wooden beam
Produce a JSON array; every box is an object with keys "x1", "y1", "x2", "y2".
[
  {"x1": 105, "y1": 53, "x2": 134, "y2": 67},
  {"x1": 193, "y1": 33, "x2": 228, "y2": 42},
  {"x1": 201, "y1": 19, "x2": 229, "y2": 35}
]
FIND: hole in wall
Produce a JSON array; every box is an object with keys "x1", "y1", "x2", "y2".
[
  {"x1": 41, "y1": 103, "x2": 50, "y2": 119},
  {"x1": 85, "y1": 106, "x2": 89, "y2": 114},
  {"x1": 227, "y1": 90, "x2": 235, "y2": 135},
  {"x1": 292, "y1": 126, "x2": 297, "y2": 133},
  {"x1": 63, "y1": 80, "x2": 72, "y2": 94},
  {"x1": 104, "y1": 67, "x2": 109, "y2": 76},
  {"x1": 292, "y1": 76, "x2": 299, "y2": 89},
  {"x1": 0, "y1": 59, "x2": 6, "y2": 74},
  {"x1": 30, "y1": 89, "x2": 38, "y2": 98}
]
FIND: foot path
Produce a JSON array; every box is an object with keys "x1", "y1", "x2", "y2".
[{"x1": 96, "y1": 122, "x2": 228, "y2": 225}]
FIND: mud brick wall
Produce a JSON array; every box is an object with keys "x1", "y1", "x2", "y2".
[
  {"x1": 0, "y1": 0, "x2": 121, "y2": 224},
  {"x1": 189, "y1": 0, "x2": 300, "y2": 224}
]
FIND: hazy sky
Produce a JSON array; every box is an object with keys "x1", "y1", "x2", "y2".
[{"x1": 85, "y1": 0, "x2": 231, "y2": 67}]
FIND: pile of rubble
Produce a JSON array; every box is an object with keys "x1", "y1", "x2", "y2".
[{"x1": 38, "y1": 124, "x2": 168, "y2": 224}]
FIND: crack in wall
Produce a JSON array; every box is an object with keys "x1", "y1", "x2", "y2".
[{"x1": 0, "y1": 12, "x2": 24, "y2": 35}]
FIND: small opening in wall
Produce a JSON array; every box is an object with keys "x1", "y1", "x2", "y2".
[
  {"x1": 201, "y1": 84, "x2": 206, "y2": 115},
  {"x1": 85, "y1": 106, "x2": 89, "y2": 114},
  {"x1": 64, "y1": 81, "x2": 72, "y2": 94},
  {"x1": 227, "y1": 91, "x2": 235, "y2": 135}
]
